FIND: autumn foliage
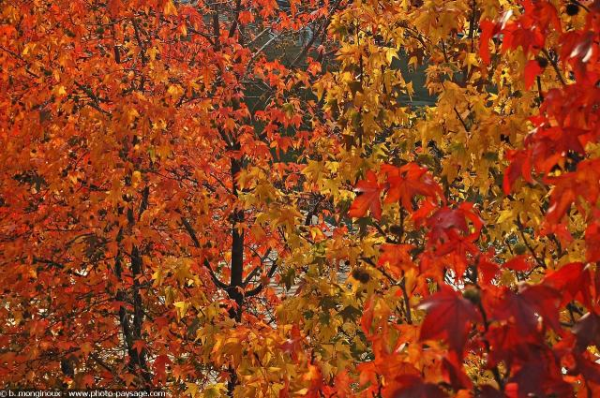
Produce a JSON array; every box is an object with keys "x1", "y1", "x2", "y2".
[{"x1": 1, "y1": 0, "x2": 600, "y2": 396}]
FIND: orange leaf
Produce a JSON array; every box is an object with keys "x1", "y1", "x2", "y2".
[
  {"x1": 378, "y1": 244, "x2": 415, "y2": 279},
  {"x1": 382, "y1": 163, "x2": 442, "y2": 211},
  {"x1": 348, "y1": 171, "x2": 383, "y2": 219}
]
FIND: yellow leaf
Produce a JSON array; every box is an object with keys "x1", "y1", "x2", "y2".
[
  {"x1": 148, "y1": 47, "x2": 159, "y2": 61},
  {"x1": 152, "y1": 267, "x2": 164, "y2": 287},
  {"x1": 185, "y1": 383, "x2": 198, "y2": 397},
  {"x1": 132, "y1": 170, "x2": 142, "y2": 188},
  {"x1": 174, "y1": 301, "x2": 189, "y2": 320},
  {"x1": 386, "y1": 48, "x2": 398, "y2": 64},
  {"x1": 405, "y1": 81, "x2": 414, "y2": 97},
  {"x1": 167, "y1": 84, "x2": 184, "y2": 100},
  {"x1": 463, "y1": 53, "x2": 479, "y2": 73},
  {"x1": 164, "y1": 0, "x2": 178, "y2": 16},
  {"x1": 53, "y1": 85, "x2": 67, "y2": 97},
  {"x1": 202, "y1": 384, "x2": 227, "y2": 398}
]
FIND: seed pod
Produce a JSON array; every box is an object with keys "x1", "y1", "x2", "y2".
[
  {"x1": 566, "y1": 3, "x2": 579, "y2": 16},
  {"x1": 351, "y1": 268, "x2": 371, "y2": 283},
  {"x1": 514, "y1": 243, "x2": 527, "y2": 255}
]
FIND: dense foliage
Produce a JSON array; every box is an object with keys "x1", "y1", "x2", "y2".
[{"x1": 1, "y1": 0, "x2": 599, "y2": 396}]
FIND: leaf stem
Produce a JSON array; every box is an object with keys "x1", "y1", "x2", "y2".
[{"x1": 541, "y1": 48, "x2": 567, "y2": 87}]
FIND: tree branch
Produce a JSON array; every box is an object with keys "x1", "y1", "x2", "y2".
[{"x1": 180, "y1": 216, "x2": 228, "y2": 289}]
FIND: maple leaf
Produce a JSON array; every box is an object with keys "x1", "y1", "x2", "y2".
[
  {"x1": 411, "y1": 199, "x2": 439, "y2": 228},
  {"x1": 381, "y1": 163, "x2": 443, "y2": 211},
  {"x1": 544, "y1": 262, "x2": 593, "y2": 309},
  {"x1": 502, "y1": 255, "x2": 532, "y2": 272},
  {"x1": 322, "y1": 371, "x2": 353, "y2": 398},
  {"x1": 153, "y1": 354, "x2": 171, "y2": 383},
  {"x1": 163, "y1": 0, "x2": 178, "y2": 16},
  {"x1": 571, "y1": 353, "x2": 600, "y2": 395},
  {"x1": 479, "y1": 12, "x2": 512, "y2": 64},
  {"x1": 424, "y1": 204, "x2": 484, "y2": 278},
  {"x1": 83, "y1": 374, "x2": 95, "y2": 387},
  {"x1": 348, "y1": 170, "x2": 383, "y2": 219},
  {"x1": 80, "y1": 342, "x2": 93, "y2": 359},
  {"x1": 426, "y1": 203, "x2": 483, "y2": 244},
  {"x1": 378, "y1": 244, "x2": 415, "y2": 279},
  {"x1": 122, "y1": 373, "x2": 136, "y2": 387},
  {"x1": 478, "y1": 252, "x2": 500, "y2": 285},
  {"x1": 485, "y1": 323, "x2": 539, "y2": 367},
  {"x1": 503, "y1": 149, "x2": 534, "y2": 194},
  {"x1": 507, "y1": 358, "x2": 573, "y2": 398},
  {"x1": 478, "y1": 385, "x2": 504, "y2": 398},
  {"x1": 4, "y1": 0, "x2": 600, "y2": 393},
  {"x1": 442, "y1": 356, "x2": 473, "y2": 390},
  {"x1": 479, "y1": 19, "x2": 497, "y2": 65},
  {"x1": 527, "y1": 125, "x2": 591, "y2": 175},
  {"x1": 573, "y1": 313, "x2": 600, "y2": 353},
  {"x1": 524, "y1": 59, "x2": 544, "y2": 89},
  {"x1": 418, "y1": 203, "x2": 484, "y2": 279},
  {"x1": 361, "y1": 297, "x2": 376, "y2": 338},
  {"x1": 418, "y1": 286, "x2": 481, "y2": 355},
  {"x1": 387, "y1": 375, "x2": 447, "y2": 398},
  {"x1": 546, "y1": 160, "x2": 600, "y2": 223},
  {"x1": 491, "y1": 285, "x2": 561, "y2": 336},
  {"x1": 585, "y1": 215, "x2": 600, "y2": 262},
  {"x1": 132, "y1": 340, "x2": 146, "y2": 356}
]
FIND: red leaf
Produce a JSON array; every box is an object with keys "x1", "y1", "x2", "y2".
[
  {"x1": 478, "y1": 254, "x2": 500, "y2": 285},
  {"x1": 503, "y1": 149, "x2": 533, "y2": 194},
  {"x1": 153, "y1": 354, "x2": 171, "y2": 383},
  {"x1": 478, "y1": 385, "x2": 504, "y2": 398},
  {"x1": 132, "y1": 340, "x2": 146, "y2": 355},
  {"x1": 491, "y1": 285, "x2": 561, "y2": 335},
  {"x1": 83, "y1": 374, "x2": 94, "y2": 387},
  {"x1": 442, "y1": 356, "x2": 473, "y2": 390},
  {"x1": 524, "y1": 59, "x2": 543, "y2": 89},
  {"x1": 348, "y1": 170, "x2": 383, "y2": 219},
  {"x1": 508, "y1": 357, "x2": 573, "y2": 398},
  {"x1": 519, "y1": 285, "x2": 561, "y2": 332},
  {"x1": 411, "y1": 199, "x2": 438, "y2": 228},
  {"x1": 426, "y1": 203, "x2": 483, "y2": 244},
  {"x1": 418, "y1": 286, "x2": 481, "y2": 355},
  {"x1": 485, "y1": 323, "x2": 538, "y2": 367},
  {"x1": 573, "y1": 312, "x2": 600, "y2": 353},
  {"x1": 503, "y1": 255, "x2": 533, "y2": 272},
  {"x1": 572, "y1": 352, "x2": 600, "y2": 392},
  {"x1": 387, "y1": 375, "x2": 447, "y2": 398},
  {"x1": 539, "y1": 221, "x2": 573, "y2": 245},
  {"x1": 479, "y1": 19, "x2": 497, "y2": 65},
  {"x1": 546, "y1": 160, "x2": 600, "y2": 223},
  {"x1": 585, "y1": 215, "x2": 600, "y2": 262},
  {"x1": 544, "y1": 262, "x2": 593, "y2": 309}
]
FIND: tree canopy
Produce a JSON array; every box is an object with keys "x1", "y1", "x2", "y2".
[{"x1": 1, "y1": 0, "x2": 600, "y2": 396}]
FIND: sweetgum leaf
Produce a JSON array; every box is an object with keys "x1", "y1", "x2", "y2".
[{"x1": 418, "y1": 286, "x2": 481, "y2": 355}]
